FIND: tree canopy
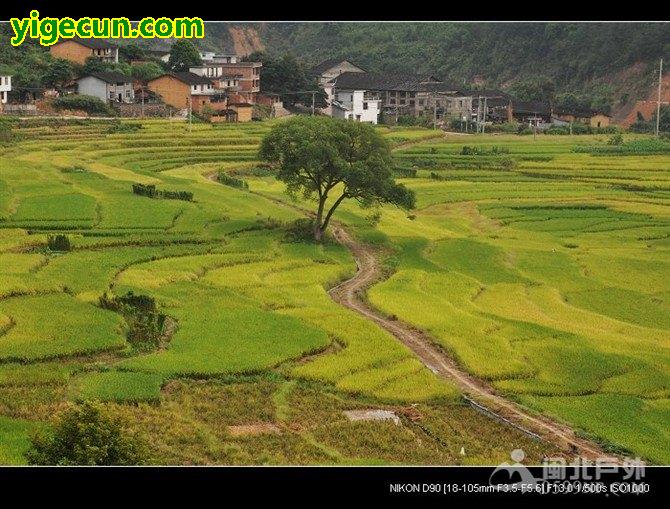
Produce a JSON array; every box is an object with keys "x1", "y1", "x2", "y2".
[
  {"x1": 245, "y1": 51, "x2": 326, "y2": 109},
  {"x1": 260, "y1": 116, "x2": 415, "y2": 241},
  {"x1": 26, "y1": 401, "x2": 147, "y2": 466},
  {"x1": 168, "y1": 41, "x2": 202, "y2": 72}
]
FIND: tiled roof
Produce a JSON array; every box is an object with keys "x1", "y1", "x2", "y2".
[
  {"x1": 312, "y1": 59, "x2": 365, "y2": 75},
  {"x1": 329, "y1": 72, "x2": 442, "y2": 92},
  {"x1": 511, "y1": 100, "x2": 552, "y2": 116},
  {"x1": 61, "y1": 37, "x2": 117, "y2": 50},
  {"x1": 78, "y1": 71, "x2": 131, "y2": 84},
  {"x1": 553, "y1": 107, "x2": 610, "y2": 118},
  {"x1": 164, "y1": 72, "x2": 213, "y2": 86}
]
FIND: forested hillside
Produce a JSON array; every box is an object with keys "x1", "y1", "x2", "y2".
[{"x1": 204, "y1": 22, "x2": 670, "y2": 112}]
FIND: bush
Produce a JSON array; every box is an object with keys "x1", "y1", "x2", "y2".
[
  {"x1": 0, "y1": 122, "x2": 18, "y2": 144},
  {"x1": 132, "y1": 183, "x2": 193, "y2": 201},
  {"x1": 217, "y1": 172, "x2": 249, "y2": 189},
  {"x1": 106, "y1": 122, "x2": 143, "y2": 134},
  {"x1": 52, "y1": 95, "x2": 116, "y2": 116},
  {"x1": 574, "y1": 138, "x2": 670, "y2": 155},
  {"x1": 26, "y1": 401, "x2": 147, "y2": 465},
  {"x1": 47, "y1": 234, "x2": 72, "y2": 252},
  {"x1": 99, "y1": 291, "x2": 165, "y2": 351},
  {"x1": 460, "y1": 145, "x2": 510, "y2": 155},
  {"x1": 393, "y1": 166, "x2": 418, "y2": 178},
  {"x1": 283, "y1": 218, "x2": 316, "y2": 242}
]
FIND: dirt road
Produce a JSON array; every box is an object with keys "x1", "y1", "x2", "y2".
[{"x1": 328, "y1": 224, "x2": 615, "y2": 461}]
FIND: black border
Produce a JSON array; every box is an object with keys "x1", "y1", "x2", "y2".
[
  {"x1": 0, "y1": 1, "x2": 668, "y2": 21},
  {"x1": 1, "y1": 466, "x2": 666, "y2": 503}
]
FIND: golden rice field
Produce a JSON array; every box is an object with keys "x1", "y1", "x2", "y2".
[{"x1": 0, "y1": 118, "x2": 667, "y2": 464}]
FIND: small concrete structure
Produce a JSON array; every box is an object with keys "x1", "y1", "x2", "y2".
[{"x1": 343, "y1": 409, "x2": 401, "y2": 425}]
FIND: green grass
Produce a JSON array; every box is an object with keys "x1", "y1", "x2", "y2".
[
  {"x1": 69, "y1": 371, "x2": 164, "y2": 402},
  {"x1": 0, "y1": 121, "x2": 667, "y2": 464}
]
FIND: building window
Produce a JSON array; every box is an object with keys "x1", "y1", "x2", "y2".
[{"x1": 363, "y1": 102, "x2": 368, "y2": 110}]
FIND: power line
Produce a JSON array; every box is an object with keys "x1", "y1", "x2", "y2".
[{"x1": 656, "y1": 58, "x2": 664, "y2": 138}]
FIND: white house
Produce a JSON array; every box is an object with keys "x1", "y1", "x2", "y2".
[
  {"x1": 313, "y1": 59, "x2": 366, "y2": 114},
  {"x1": 76, "y1": 72, "x2": 134, "y2": 104},
  {"x1": 199, "y1": 52, "x2": 238, "y2": 64},
  {"x1": 331, "y1": 89, "x2": 380, "y2": 124},
  {"x1": 0, "y1": 75, "x2": 11, "y2": 104}
]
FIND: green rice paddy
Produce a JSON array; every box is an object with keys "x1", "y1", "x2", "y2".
[{"x1": 0, "y1": 120, "x2": 667, "y2": 464}]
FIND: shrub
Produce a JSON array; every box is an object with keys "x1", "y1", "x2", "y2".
[
  {"x1": 106, "y1": 122, "x2": 143, "y2": 134},
  {"x1": 99, "y1": 291, "x2": 166, "y2": 351},
  {"x1": 47, "y1": 234, "x2": 72, "y2": 252},
  {"x1": 0, "y1": 122, "x2": 18, "y2": 144},
  {"x1": 393, "y1": 166, "x2": 418, "y2": 178},
  {"x1": 52, "y1": 95, "x2": 116, "y2": 116},
  {"x1": 26, "y1": 401, "x2": 147, "y2": 465},
  {"x1": 283, "y1": 218, "x2": 317, "y2": 242},
  {"x1": 132, "y1": 183, "x2": 193, "y2": 201},
  {"x1": 460, "y1": 145, "x2": 509, "y2": 155},
  {"x1": 607, "y1": 133, "x2": 624, "y2": 146},
  {"x1": 217, "y1": 172, "x2": 249, "y2": 189}
]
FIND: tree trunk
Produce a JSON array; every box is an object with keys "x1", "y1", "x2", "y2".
[{"x1": 314, "y1": 194, "x2": 327, "y2": 242}]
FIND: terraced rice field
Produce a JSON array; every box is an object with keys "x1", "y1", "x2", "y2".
[{"x1": 0, "y1": 120, "x2": 667, "y2": 464}]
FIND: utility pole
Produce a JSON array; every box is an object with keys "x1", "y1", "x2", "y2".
[
  {"x1": 656, "y1": 58, "x2": 664, "y2": 138},
  {"x1": 433, "y1": 97, "x2": 437, "y2": 130},
  {"x1": 482, "y1": 96, "x2": 488, "y2": 134},
  {"x1": 188, "y1": 95, "x2": 192, "y2": 133},
  {"x1": 476, "y1": 96, "x2": 481, "y2": 134},
  {"x1": 311, "y1": 91, "x2": 315, "y2": 116}
]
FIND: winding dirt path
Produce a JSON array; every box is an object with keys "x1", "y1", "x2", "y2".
[{"x1": 328, "y1": 224, "x2": 615, "y2": 462}]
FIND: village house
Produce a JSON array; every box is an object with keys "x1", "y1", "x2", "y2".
[
  {"x1": 326, "y1": 72, "x2": 462, "y2": 121},
  {"x1": 226, "y1": 93, "x2": 254, "y2": 122},
  {"x1": 147, "y1": 72, "x2": 228, "y2": 114},
  {"x1": 189, "y1": 64, "x2": 242, "y2": 92},
  {"x1": 0, "y1": 75, "x2": 11, "y2": 107},
  {"x1": 49, "y1": 38, "x2": 119, "y2": 65},
  {"x1": 76, "y1": 72, "x2": 134, "y2": 104},
  {"x1": 145, "y1": 49, "x2": 171, "y2": 63},
  {"x1": 553, "y1": 108, "x2": 611, "y2": 128},
  {"x1": 331, "y1": 89, "x2": 381, "y2": 124},
  {"x1": 257, "y1": 93, "x2": 287, "y2": 117},
  {"x1": 199, "y1": 52, "x2": 238, "y2": 64},
  {"x1": 510, "y1": 100, "x2": 552, "y2": 126},
  {"x1": 212, "y1": 62, "x2": 261, "y2": 104},
  {"x1": 312, "y1": 59, "x2": 366, "y2": 89}
]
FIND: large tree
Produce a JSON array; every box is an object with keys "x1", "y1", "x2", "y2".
[
  {"x1": 43, "y1": 58, "x2": 75, "y2": 90},
  {"x1": 167, "y1": 40, "x2": 202, "y2": 72},
  {"x1": 260, "y1": 116, "x2": 415, "y2": 242},
  {"x1": 245, "y1": 51, "x2": 326, "y2": 108}
]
